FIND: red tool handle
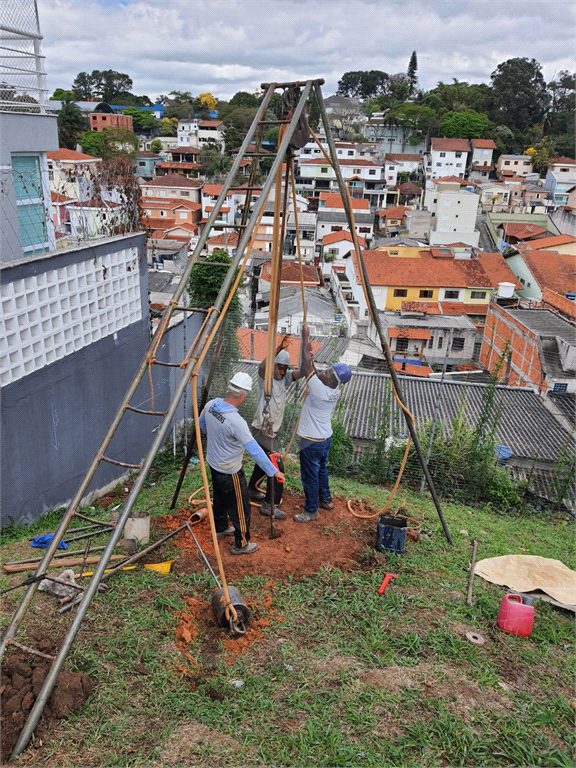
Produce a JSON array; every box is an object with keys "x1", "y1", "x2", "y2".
[
  {"x1": 377, "y1": 574, "x2": 397, "y2": 595},
  {"x1": 269, "y1": 453, "x2": 284, "y2": 482}
]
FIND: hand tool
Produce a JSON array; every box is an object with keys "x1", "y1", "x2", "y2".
[{"x1": 377, "y1": 573, "x2": 398, "y2": 594}]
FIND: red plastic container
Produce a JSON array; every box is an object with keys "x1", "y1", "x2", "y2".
[{"x1": 497, "y1": 594, "x2": 534, "y2": 637}]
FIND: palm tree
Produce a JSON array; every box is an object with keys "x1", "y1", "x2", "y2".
[{"x1": 57, "y1": 96, "x2": 87, "y2": 150}]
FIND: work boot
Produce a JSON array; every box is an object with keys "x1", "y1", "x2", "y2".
[
  {"x1": 293, "y1": 511, "x2": 319, "y2": 523},
  {"x1": 319, "y1": 500, "x2": 334, "y2": 510},
  {"x1": 250, "y1": 489, "x2": 266, "y2": 502},
  {"x1": 230, "y1": 541, "x2": 259, "y2": 555},
  {"x1": 216, "y1": 525, "x2": 235, "y2": 538},
  {"x1": 259, "y1": 501, "x2": 287, "y2": 520}
]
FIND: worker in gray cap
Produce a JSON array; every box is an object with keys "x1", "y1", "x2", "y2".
[
  {"x1": 200, "y1": 372, "x2": 284, "y2": 555},
  {"x1": 248, "y1": 335, "x2": 303, "y2": 517}
]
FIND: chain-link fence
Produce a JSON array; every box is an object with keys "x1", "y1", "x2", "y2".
[{"x1": 0, "y1": 0, "x2": 47, "y2": 113}]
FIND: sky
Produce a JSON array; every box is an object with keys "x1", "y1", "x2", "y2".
[{"x1": 38, "y1": 0, "x2": 575, "y2": 102}]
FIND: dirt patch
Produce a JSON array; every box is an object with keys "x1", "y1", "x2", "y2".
[
  {"x1": 0, "y1": 646, "x2": 94, "y2": 763},
  {"x1": 157, "y1": 490, "x2": 397, "y2": 581},
  {"x1": 159, "y1": 720, "x2": 260, "y2": 767}
]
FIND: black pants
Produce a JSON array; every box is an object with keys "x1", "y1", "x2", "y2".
[
  {"x1": 209, "y1": 466, "x2": 251, "y2": 549},
  {"x1": 247, "y1": 428, "x2": 284, "y2": 505}
]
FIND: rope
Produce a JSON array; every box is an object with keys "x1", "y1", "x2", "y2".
[
  {"x1": 147, "y1": 299, "x2": 179, "y2": 410},
  {"x1": 189, "y1": 205, "x2": 267, "y2": 627},
  {"x1": 289, "y1": 158, "x2": 308, "y2": 330},
  {"x1": 308, "y1": 127, "x2": 418, "y2": 519}
]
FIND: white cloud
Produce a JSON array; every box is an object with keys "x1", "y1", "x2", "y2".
[{"x1": 38, "y1": 0, "x2": 575, "y2": 101}]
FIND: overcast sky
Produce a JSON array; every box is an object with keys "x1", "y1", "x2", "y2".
[{"x1": 38, "y1": 0, "x2": 575, "y2": 102}]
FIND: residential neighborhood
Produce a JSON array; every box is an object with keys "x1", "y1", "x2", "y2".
[{"x1": 1, "y1": 3, "x2": 575, "y2": 764}]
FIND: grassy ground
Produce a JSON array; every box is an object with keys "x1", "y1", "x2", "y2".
[{"x1": 1, "y1": 459, "x2": 574, "y2": 768}]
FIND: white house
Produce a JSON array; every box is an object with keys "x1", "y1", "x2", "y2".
[
  {"x1": 497, "y1": 154, "x2": 534, "y2": 178},
  {"x1": 384, "y1": 153, "x2": 420, "y2": 186},
  {"x1": 177, "y1": 119, "x2": 225, "y2": 152},
  {"x1": 468, "y1": 139, "x2": 496, "y2": 181},
  {"x1": 545, "y1": 157, "x2": 576, "y2": 207},
  {"x1": 476, "y1": 182, "x2": 511, "y2": 212},
  {"x1": 425, "y1": 138, "x2": 470, "y2": 180},
  {"x1": 141, "y1": 173, "x2": 202, "y2": 203},
  {"x1": 424, "y1": 178, "x2": 480, "y2": 247},
  {"x1": 46, "y1": 148, "x2": 101, "y2": 202}
]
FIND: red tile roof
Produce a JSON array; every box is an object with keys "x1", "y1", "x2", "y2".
[
  {"x1": 319, "y1": 192, "x2": 369, "y2": 210},
  {"x1": 199, "y1": 120, "x2": 223, "y2": 127},
  {"x1": 237, "y1": 328, "x2": 322, "y2": 364},
  {"x1": 50, "y1": 191, "x2": 74, "y2": 203},
  {"x1": 378, "y1": 205, "x2": 410, "y2": 219},
  {"x1": 395, "y1": 181, "x2": 422, "y2": 195},
  {"x1": 166, "y1": 146, "x2": 200, "y2": 155},
  {"x1": 143, "y1": 216, "x2": 176, "y2": 229},
  {"x1": 259, "y1": 262, "x2": 319, "y2": 286},
  {"x1": 47, "y1": 148, "x2": 99, "y2": 162},
  {"x1": 524, "y1": 234, "x2": 576, "y2": 250},
  {"x1": 384, "y1": 153, "x2": 420, "y2": 163},
  {"x1": 202, "y1": 184, "x2": 233, "y2": 197},
  {"x1": 144, "y1": 173, "x2": 201, "y2": 188},
  {"x1": 517, "y1": 246, "x2": 576, "y2": 295},
  {"x1": 143, "y1": 197, "x2": 201, "y2": 211},
  {"x1": 470, "y1": 139, "x2": 497, "y2": 149},
  {"x1": 550, "y1": 157, "x2": 576, "y2": 165},
  {"x1": 207, "y1": 231, "x2": 239, "y2": 247},
  {"x1": 438, "y1": 302, "x2": 489, "y2": 315},
  {"x1": 156, "y1": 162, "x2": 201, "y2": 170},
  {"x1": 322, "y1": 230, "x2": 365, "y2": 246},
  {"x1": 70, "y1": 197, "x2": 119, "y2": 208},
  {"x1": 136, "y1": 151, "x2": 161, "y2": 158},
  {"x1": 394, "y1": 362, "x2": 433, "y2": 377},
  {"x1": 431, "y1": 138, "x2": 470, "y2": 152},
  {"x1": 401, "y1": 301, "x2": 442, "y2": 314},
  {"x1": 499, "y1": 222, "x2": 548, "y2": 240},
  {"x1": 389, "y1": 327, "x2": 431, "y2": 339},
  {"x1": 357, "y1": 249, "x2": 518, "y2": 290},
  {"x1": 165, "y1": 221, "x2": 198, "y2": 234}
]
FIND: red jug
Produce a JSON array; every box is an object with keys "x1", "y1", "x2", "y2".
[{"x1": 497, "y1": 594, "x2": 534, "y2": 637}]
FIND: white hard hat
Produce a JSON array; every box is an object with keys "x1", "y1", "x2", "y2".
[
  {"x1": 229, "y1": 372, "x2": 253, "y2": 392},
  {"x1": 274, "y1": 349, "x2": 291, "y2": 366}
]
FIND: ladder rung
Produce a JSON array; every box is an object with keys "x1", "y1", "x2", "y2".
[
  {"x1": 125, "y1": 404, "x2": 167, "y2": 416},
  {"x1": 258, "y1": 120, "x2": 290, "y2": 126},
  {"x1": 173, "y1": 305, "x2": 209, "y2": 313},
  {"x1": 100, "y1": 456, "x2": 142, "y2": 469},
  {"x1": 241, "y1": 152, "x2": 278, "y2": 157},
  {"x1": 152, "y1": 360, "x2": 181, "y2": 368},
  {"x1": 211, "y1": 223, "x2": 247, "y2": 229}
]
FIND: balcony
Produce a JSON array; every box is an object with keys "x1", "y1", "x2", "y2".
[{"x1": 0, "y1": 1, "x2": 48, "y2": 114}]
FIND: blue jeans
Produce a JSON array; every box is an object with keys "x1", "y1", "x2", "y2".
[{"x1": 300, "y1": 437, "x2": 332, "y2": 514}]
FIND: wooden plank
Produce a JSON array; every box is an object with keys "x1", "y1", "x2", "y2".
[{"x1": 2, "y1": 554, "x2": 126, "y2": 573}]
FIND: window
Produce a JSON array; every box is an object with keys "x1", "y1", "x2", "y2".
[
  {"x1": 138, "y1": 161, "x2": 146, "y2": 167},
  {"x1": 437, "y1": 336, "x2": 443, "y2": 348},
  {"x1": 353, "y1": 168, "x2": 361, "y2": 174},
  {"x1": 359, "y1": 226, "x2": 370, "y2": 233},
  {"x1": 553, "y1": 383, "x2": 568, "y2": 393},
  {"x1": 181, "y1": 191, "x2": 189, "y2": 196},
  {"x1": 440, "y1": 152, "x2": 446, "y2": 157},
  {"x1": 504, "y1": 160, "x2": 510, "y2": 165},
  {"x1": 331, "y1": 226, "x2": 343, "y2": 232},
  {"x1": 11, "y1": 155, "x2": 50, "y2": 254},
  {"x1": 520, "y1": 278, "x2": 525, "y2": 285},
  {"x1": 396, "y1": 338, "x2": 409, "y2": 352},
  {"x1": 348, "y1": 151, "x2": 354, "y2": 156},
  {"x1": 369, "y1": 170, "x2": 376, "y2": 175},
  {"x1": 179, "y1": 212, "x2": 187, "y2": 219},
  {"x1": 444, "y1": 290, "x2": 459, "y2": 299},
  {"x1": 393, "y1": 289, "x2": 408, "y2": 297},
  {"x1": 320, "y1": 167, "x2": 328, "y2": 174},
  {"x1": 455, "y1": 152, "x2": 462, "y2": 158},
  {"x1": 427, "y1": 337, "x2": 434, "y2": 348},
  {"x1": 456, "y1": 163, "x2": 462, "y2": 167},
  {"x1": 436, "y1": 163, "x2": 442, "y2": 167},
  {"x1": 452, "y1": 337, "x2": 465, "y2": 351},
  {"x1": 388, "y1": 166, "x2": 395, "y2": 170},
  {"x1": 433, "y1": 198, "x2": 437, "y2": 203},
  {"x1": 523, "y1": 161, "x2": 530, "y2": 166},
  {"x1": 419, "y1": 289, "x2": 433, "y2": 298},
  {"x1": 470, "y1": 291, "x2": 487, "y2": 299}
]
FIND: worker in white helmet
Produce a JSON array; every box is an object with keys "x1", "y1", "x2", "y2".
[
  {"x1": 199, "y1": 372, "x2": 285, "y2": 555},
  {"x1": 248, "y1": 335, "x2": 303, "y2": 518},
  {"x1": 294, "y1": 326, "x2": 352, "y2": 523}
]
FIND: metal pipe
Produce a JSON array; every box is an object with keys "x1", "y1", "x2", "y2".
[
  {"x1": 184, "y1": 522, "x2": 221, "y2": 588},
  {"x1": 314, "y1": 83, "x2": 452, "y2": 545},
  {"x1": 11, "y1": 82, "x2": 314, "y2": 757}
]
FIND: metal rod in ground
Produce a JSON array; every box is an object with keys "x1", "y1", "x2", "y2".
[
  {"x1": 184, "y1": 522, "x2": 221, "y2": 587},
  {"x1": 314, "y1": 82, "x2": 452, "y2": 545},
  {"x1": 466, "y1": 540, "x2": 479, "y2": 607},
  {"x1": 10, "y1": 82, "x2": 313, "y2": 758},
  {"x1": 420, "y1": 328, "x2": 454, "y2": 497}
]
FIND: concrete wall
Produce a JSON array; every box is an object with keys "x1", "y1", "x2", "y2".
[
  {"x1": 551, "y1": 208, "x2": 576, "y2": 238},
  {"x1": 1, "y1": 232, "x2": 204, "y2": 525}
]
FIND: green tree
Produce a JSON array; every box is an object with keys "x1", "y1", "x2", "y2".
[
  {"x1": 150, "y1": 139, "x2": 163, "y2": 153},
  {"x1": 223, "y1": 107, "x2": 259, "y2": 138},
  {"x1": 57, "y1": 95, "x2": 87, "y2": 149},
  {"x1": 407, "y1": 51, "x2": 418, "y2": 96},
  {"x1": 337, "y1": 70, "x2": 389, "y2": 99},
  {"x1": 388, "y1": 103, "x2": 437, "y2": 149},
  {"x1": 111, "y1": 92, "x2": 153, "y2": 107},
  {"x1": 525, "y1": 136, "x2": 557, "y2": 174},
  {"x1": 123, "y1": 107, "x2": 158, "y2": 132},
  {"x1": 50, "y1": 88, "x2": 76, "y2": 101},
  {"x1": 71, "y1": 70, "x2": 133, "y2": 103},
  {"x1": 424, "y1": 79, "x2": 493, "y2": 116},
  {"x1": 490, "y1": 58, "x2": 550, "y2": 134},
  {"x1": 229, "y1": 91, "x2": 259, "y2": 109},
  {"x1": 158, "y1": 117, "x2": 178, "y2": 136},
  {"x1": 165, "y1": 100, "x2": 196, "y2": 120},
  {"x1": 307, "y1": 90, "x2": 320, "y2": 129},
  {"x1": 199, "y1": 139, "x2": 231, "y2": 177},
  {"x1": 223, "y1": 125, "x2": 242, "y2": 153},
  {"x1": 440, "y1": 108, "x2": 490, "y2": 138},
  {"x1": 79, "y1": 127, "x2": 138, "y2": 159},
  {"x1": 70, "y1": 72, "x2": 94, "y2": 100}
]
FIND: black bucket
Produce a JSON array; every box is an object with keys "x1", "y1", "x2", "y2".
[
  {"x1": 211, "y1": 585, "x2": 250, "y2": 629},
  {"x1": 376, "y1": 515, "x2": 407, "y2": 554}
]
